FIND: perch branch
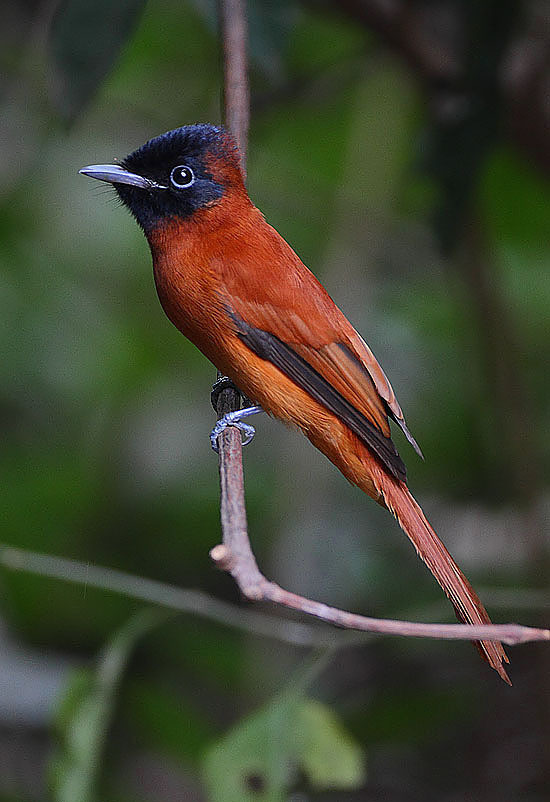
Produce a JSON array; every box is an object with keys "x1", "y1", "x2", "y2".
[
  {"x1": 0, "y1": 545, "x2": 547, "y2": 647},
  {"x1": 213, "y1": 0, "x2": 251, "y2": 574},
  {"x1": 220, "y1": 0, "x2": 249, "y2": 174},
  {"x1": 209, "y1": 543, "x2": 548, "y2": 646},
  {"x1": 212, "y1": 0, "x2": 549, "y2": 651}
]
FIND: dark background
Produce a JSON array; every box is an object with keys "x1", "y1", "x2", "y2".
[{"x1": 1, "y1": 1, "x2": 549, "y2": 800}]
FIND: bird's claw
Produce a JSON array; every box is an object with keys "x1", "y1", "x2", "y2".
[
  {"x1": 210, "y1": 416, "x2": 256, "y2": 451},
  {"x1": 210, "y1": 405, "x2": 263, "y2": 452}
]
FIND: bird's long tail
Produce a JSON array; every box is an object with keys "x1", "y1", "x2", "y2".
[{"x1": 378, "y1": 474, "x2": 510, "y2": 684}]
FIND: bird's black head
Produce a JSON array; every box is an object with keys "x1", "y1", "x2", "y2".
[{"x1": 80, "y1": 124, "x2": 244, "y2": 233}]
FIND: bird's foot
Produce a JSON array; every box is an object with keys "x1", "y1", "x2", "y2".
[{"x1": 210, "y1": 406, "x2": 263, "y2": 452}]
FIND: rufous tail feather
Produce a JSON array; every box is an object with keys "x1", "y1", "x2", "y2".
[{"x1": 379, "y1": 476, "x2": 511, "y2": 684}]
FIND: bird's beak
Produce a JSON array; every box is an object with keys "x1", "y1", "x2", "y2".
[{"x1": 78, "y1": 164, "x2": 167, "y2": 190}]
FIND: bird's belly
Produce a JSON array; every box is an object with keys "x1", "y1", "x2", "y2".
[
  {"x1": 213, "y1": 337, "x2": 383, "y2": 501},
  {"x1": 152, "y1": 259, "x2": 381, "y2": 501}
]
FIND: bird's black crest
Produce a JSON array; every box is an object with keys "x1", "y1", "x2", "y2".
[
  {"x1": 116, "y1": 124, "x2": 239, "y2": 232},
  {"x1": 122, "y1": 124, "x2": 238, "y2": 176}
]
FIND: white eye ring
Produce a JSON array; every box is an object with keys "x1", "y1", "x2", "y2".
[{"x1": 170, "y1": 165, "x2": 195, "y2": 188}]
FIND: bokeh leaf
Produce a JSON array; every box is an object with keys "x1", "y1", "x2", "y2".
[
  {"x1": 50, "y1": 609, "x2": 167, "y2": 802},
  {"x1": 49, "y1": 0, "x2": 147, "y2": 122},
  {"x1": 203, "y1": 693, "x2": 364, "y2": 801},
  {"x1": 297, "y1": 699, "x2": 365, "y2": 790},
  {"x1": 203, "y1": 691, "x2": 295, "y2": 802}
]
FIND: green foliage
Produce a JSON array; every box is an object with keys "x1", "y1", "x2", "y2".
[
  {"x1": 0, "y1": 796, "x2": 30, "y2": 802},
  {"x1": 50, "y1": 0, "x2": 147, "y2": 121},
  {"x1": 482, "y1": 147, "x2": 550, "y2": 254},
  {"x1": 125, "y1": 678, "x2": 215, "y2": 762},
  {"x1": 50, "y1": 609, "x2": 167, "y2": 802},
  {"x1": 203, "y1": 656, "x2": 365, "y2": 801},
  {"x1": 204, "y1": 697, "x2": 365, "y2": 801},
  {"x1": 297, "y1": 699, "x2": 365, "y2": 790}
]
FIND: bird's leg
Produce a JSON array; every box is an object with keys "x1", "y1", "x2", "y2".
[
  {"x1": 210, "y1": 376, "x2": 263, "y2": 451},
  {"x1": 210, "y1": 405, "x2": 263, "y2": 451},
  {"x1": 211, "y1": 375, "x2": 240, "y2": 411}
]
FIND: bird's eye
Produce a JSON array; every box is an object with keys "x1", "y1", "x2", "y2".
[{"x1": 170, "y1": 165, "x2": 195, "y2": 189}]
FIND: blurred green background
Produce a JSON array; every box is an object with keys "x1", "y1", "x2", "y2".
[{"x1": 1, "y1": 1, "x2": 549, "y2": 800}]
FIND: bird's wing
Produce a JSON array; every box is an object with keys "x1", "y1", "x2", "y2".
[{"x1": 218, "y1": 238, "x2": 421, "y2": 479}]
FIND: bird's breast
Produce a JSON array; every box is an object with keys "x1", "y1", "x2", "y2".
[{"x1": 147, "y1": 223, "x2": 244, "y2": 376}]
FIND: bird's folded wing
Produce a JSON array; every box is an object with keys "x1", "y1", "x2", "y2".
[
  {"x1": 231, "y1": 315, "x2": 407, "y2": 480},
  {"x1": 220, "y1": 249, "x2": 421, "y2": 477}
]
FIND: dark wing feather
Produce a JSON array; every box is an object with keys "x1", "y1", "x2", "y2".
[{"x1": 234, "y1": 316, "x2": 407, "y2": 481}]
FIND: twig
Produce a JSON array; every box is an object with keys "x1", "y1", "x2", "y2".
[
  {"x1": 1, "y1": 544, "x2": 547, "y2": 648},
  {"x1": 209, "y1": 544, "x2": 548, "y2": 646},
  {"x1": 212, "y1": 0, "x2": 550, "y2": 652},
  {"x1": 214, "y1": 0, "x2": 251, "y2": 514},
  {"x1": 0, "y1": 545, "x2": 341, "y2": 648},
  {"x1": 220, "y1": 0, "x2": 249, "y2": 174},
  {"x1": 215, "y1": 0, "x2": 260, "y2": 599}
]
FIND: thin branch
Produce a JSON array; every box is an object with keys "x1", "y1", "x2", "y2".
[
  {"x1": 215, "y1": 0, "x2": 250, "y2": 494},
  {"x1": 211, "y1": 0, "x2": 550, "y2": 654},
  {"x1": 1, "y1": 545, "x2": 547, "y2": 648},
  {"x1": 220, "y1": 0, "x2": 249, "y2": 174},
  {"x1": 210, "y1": 544, "x2": 548, "y2": 646},
  {"x1": 0, "y1": 545, "x2": 341, "y2": 648},
  {"x1": 215, "y1": 0, "x2": 261, "y2": 601}
]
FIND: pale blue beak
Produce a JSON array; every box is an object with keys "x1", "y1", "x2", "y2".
[{"x1": 79, "y1": 163, "x2": 167, "y2": 190}]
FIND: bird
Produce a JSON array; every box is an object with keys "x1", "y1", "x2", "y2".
[{"x1": 80, "y1": 123, "x2": 510, "y2": 683}]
